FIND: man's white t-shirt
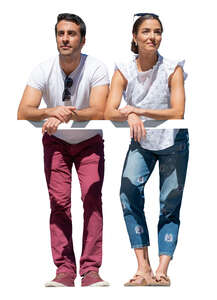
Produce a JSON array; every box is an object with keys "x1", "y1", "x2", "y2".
[{"x1": 27, "y1": 54, "x2": 109, "y2": 144}]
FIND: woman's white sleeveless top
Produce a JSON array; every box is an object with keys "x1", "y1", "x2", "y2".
[{"x1": 115, "y1": 54, "x2": 187, "y2": 150}]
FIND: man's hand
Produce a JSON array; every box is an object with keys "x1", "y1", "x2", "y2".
[
  {"x1": 17, "y1": 85, "x2": 77, "y2": 122},
  {"x1": 127, "y1": 113, "x2": 146, "y2": 142},
  {"x1": 47, "y1": 106, "x2": 76, "y2": 123},
  {"x1": 42, "y1": 117, "x2": 62, "y2": 135},
  {"x1": 119, "y1": 105, "x2": 139, "y2": 117}
]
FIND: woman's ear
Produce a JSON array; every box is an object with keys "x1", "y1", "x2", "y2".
[{"x1": 133, "y1": 34, "x2": 137, "y2": 46}]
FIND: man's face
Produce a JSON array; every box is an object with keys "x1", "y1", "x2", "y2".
[{"x1": 56, "y1": 20, "x2": 85, "y2": 56}]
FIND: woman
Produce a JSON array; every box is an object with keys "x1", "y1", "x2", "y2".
[{"x1": 104, "y1": 13, "x2": 189, "y2": 286}]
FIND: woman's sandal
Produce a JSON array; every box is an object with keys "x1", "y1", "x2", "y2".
[
  {"x1": 154, "y1": 274, "x2": 171, "y2": 286},
  {"x1": 124, "y1": 271, "x2": 157, "y2": 286}
]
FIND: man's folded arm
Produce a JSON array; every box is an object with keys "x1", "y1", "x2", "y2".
[
  {"x1": 71, "y1": 84, "x2": 109, "y2": 121},
  {"x1": 17, "y1": 85, "x2": 46, "y2": 121},
  {"x1": 17, "y1": 85, "x2": 75, "y2": 123}
]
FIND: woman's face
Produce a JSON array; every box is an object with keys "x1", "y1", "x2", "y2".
[{"x1": 134, "y1": 19, "x2": 162, "y2": 54}]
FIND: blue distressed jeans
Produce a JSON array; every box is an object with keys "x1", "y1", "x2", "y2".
[{"x1": 120, "y1": 129, "x2": 189, "y2": 258}]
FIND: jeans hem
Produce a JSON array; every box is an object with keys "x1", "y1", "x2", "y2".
[
  {"x1": 159, "y1": 252, "x2": 173, "y2": 259},
  {"x1": 131, "y1": 244, "x2": 150, "y2": 248}
]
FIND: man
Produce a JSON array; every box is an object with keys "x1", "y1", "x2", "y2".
[{"x1": 17, "y1": 13, "x2": 109, "y2": 287}]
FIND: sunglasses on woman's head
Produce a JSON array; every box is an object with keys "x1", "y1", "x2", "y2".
[{"x1": 134, "y1": 13, "x2": 159, "y2": 18}]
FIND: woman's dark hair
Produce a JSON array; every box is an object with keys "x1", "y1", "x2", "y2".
[
  {"x1": 131, "y1": 14, "x2": 163, "y2": 54},
  {"x1": 55, "y1": 13, "x2": 86, "y2": 39}
]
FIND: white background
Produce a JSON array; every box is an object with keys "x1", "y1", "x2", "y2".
[{"x1": 1, "y1": 0, "x2": 217, "y2": 299}]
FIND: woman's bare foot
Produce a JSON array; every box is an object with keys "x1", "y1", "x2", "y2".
[
  {"x1": 154, "y1": 271, "x2": 170, "y2": 286},
  {"x1": 131, "y1": 265, "x2": 155, "y2": 285},
  {"x1": 154, "y1": 255, "x2": 171, "y2": 285},
  {"x1": 130, "y1": 247, "x2": 156, "y2": 285}
]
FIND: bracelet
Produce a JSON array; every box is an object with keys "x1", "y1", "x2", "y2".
[{"x1": 72, "y1": 110, "x2": 78, "y2": 116}]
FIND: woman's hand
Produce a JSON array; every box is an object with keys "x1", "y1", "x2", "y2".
[
  {"x1": 42, "y1": 117, "x2": 62, "y2": 135},
  {"x1": 127, "y1": 113, "x2": 146, "y2": 142},
  {"x1": 119, "y1": 105, "x2": 139, "y2": 117}
]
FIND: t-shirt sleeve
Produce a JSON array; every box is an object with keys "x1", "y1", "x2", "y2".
[
  {"x1": 27, "y1": 63, "x2": 46, "y2": 92},
  {"x1": 90, "y1": 63, "x2": 110, "y2": 88}
]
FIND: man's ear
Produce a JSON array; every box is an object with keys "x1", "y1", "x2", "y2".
[{"x1": 80, "y1": 37, "x2": 86, "y2": 48}]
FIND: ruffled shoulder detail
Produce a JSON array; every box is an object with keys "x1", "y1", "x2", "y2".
[
  {"x1": 114, "y1": 58, "x2": 137, "y2": 82},
  {"x1": 162, "y1": 57, "x2": 188, "y2": 80}
]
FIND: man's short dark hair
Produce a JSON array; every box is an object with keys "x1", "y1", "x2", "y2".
[{"x1": 55, "y1": 13, "x2": 86, "y2": 39}]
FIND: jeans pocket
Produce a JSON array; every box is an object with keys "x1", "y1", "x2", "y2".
[
  {"x1": 177, "y1": 141, "x2": 189, "y2": 152},
  {"x1": 174, "y1": 129, "x2": 189, "y2": 143},
  {"x1": 172, "y1": 141, "x2": 189, "y2": 155},
  {"x1": 161, "y1": 140, "x2": 189, "y2": 156}
]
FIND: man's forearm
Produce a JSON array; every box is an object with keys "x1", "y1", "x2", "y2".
[
  {"x1": 71, "y1": 107, "x2": 105, "y2": 121},
  {"x1": 17, "y1": 106, "x2": 52, "y2": 121}
]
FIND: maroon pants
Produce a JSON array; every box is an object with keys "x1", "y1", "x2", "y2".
[{"x1": 42, "y1": 133, "x2": 104, "y2": 278}]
